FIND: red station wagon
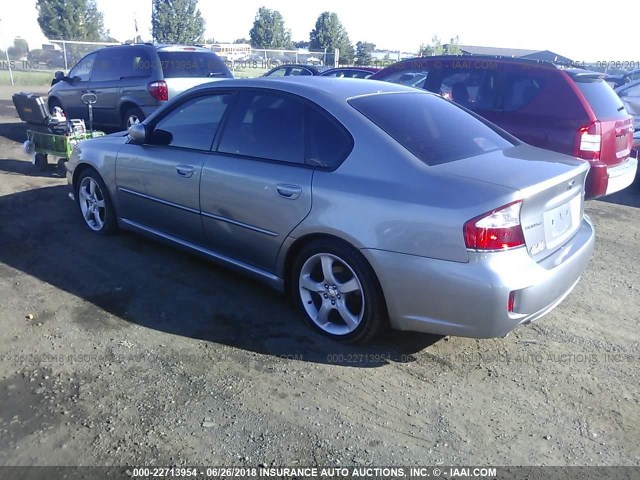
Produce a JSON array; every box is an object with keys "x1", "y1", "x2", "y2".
[{"x1": 371, "y1": 56, "x2": 637, "y2": 198}]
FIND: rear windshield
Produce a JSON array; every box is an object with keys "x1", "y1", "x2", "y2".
[
  {"x1": 574, "y1": 78, "x2": 628, "y2": 119},
  {"x1": 157, "y1": 51, "x2": 232, "y2": 79},
  {"x1": 349, "y1": 92, "x2": 515, "y2": 165}
]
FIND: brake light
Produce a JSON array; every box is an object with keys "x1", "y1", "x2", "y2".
[
  {"x1": 574, "y1": 121, "x2": 601, "y2": 160},
  {"x1": 147, "y1": 81, "x2": 168, "y2": 101},
  {"x1": 463, "y1": 201, "x2": 525, "y2": 250}
]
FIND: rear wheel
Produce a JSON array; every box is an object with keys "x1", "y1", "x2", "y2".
[
  {"x1": 122, "y1": 106, "x2": 145, "y2": 130},
  {"x1": 291, "y1": 239, "x2": 388, "y2": 343},
  {"x1": 76, "y1": 168, "x2": 118, "y2": 235}
]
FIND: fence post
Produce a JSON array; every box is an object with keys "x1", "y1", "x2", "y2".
[
  {"x1": 5, "y1": 47, "x2": 14, "y2": 85},
  {"x1": 334, "y1": 48, "x2": 339, "y2": 68},
  {"x1": 63, "y1": 41, "x2": 68, "y2": 71}
]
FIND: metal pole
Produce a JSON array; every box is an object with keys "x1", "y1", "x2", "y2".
[
  {"x1": 5, "y1": 47, "x2": 14, "y2": 85},
  {"x1": 63, "y1": 41, "x2": 68, "y2": 71}
]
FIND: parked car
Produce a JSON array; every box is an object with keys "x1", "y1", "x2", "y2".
[
  {"x1": 616, "y1": 79, "x2": 640, "y2": 131},
  {"x1": 371, "y1": 56, "x2": 637, "y2": 199},
  {"x1": 605, "y1": 68, "x2": 640, "y2": 89},
  {"x1": 66, "y1": 77, "x2": 594, "y2": 343},
  {"x1": 319, "y1": 67, "x2": 380, "y2": 79},
  {"x1": 48, "y1": 44, "x2": 232, "y2": 130},
  {"x1": 263, "y1": 64, "x2": 325, "y2": 77}
]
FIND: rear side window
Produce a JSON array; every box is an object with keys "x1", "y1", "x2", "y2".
[
  {"x1": 350, "y1": 92, "x2": 515, "y2": 166},
  {"x1": 290, "y1": 67, "x2": 313, "y2": 76},
  {"x1": 574, "y1": 78, "x2": 628, "y2": 119},
  {"x1": 305, "y1": 107, "x2": 352, "y2": 168},
  {"x1": 502, "y1": 73, "x2": 546, "y2": 111},
  {"x1": 157, "y1": 51, "x2": 232, "y2": 78},
  {"x1": 218, "y1": 92, "x2": 305, "y2": 164}
]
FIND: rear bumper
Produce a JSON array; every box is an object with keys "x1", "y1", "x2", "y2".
[
  {"x1": 605, "y1": 155, "x2": 638, "y2": 195},
  {"x1": 362, "y1": 216, "x2": 595, "y2": 338}
]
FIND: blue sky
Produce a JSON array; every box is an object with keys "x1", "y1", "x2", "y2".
[{"x1": 1, "y1": 0, "x2": 638, "y2": 61}]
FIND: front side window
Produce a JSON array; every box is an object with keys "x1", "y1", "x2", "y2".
[
  {"x1": 153, "y1": 94, "x2": 233, "y2": 150},
  {"x1": 69, "y1": 53, "x2": 97, "y2": 82},
  {"x1": 218, "y1": 92, "x2": 304, "y2": 164}
]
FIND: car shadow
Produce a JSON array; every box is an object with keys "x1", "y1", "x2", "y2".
[
  {"x1": 0, "y1": 185, "x2": 441, "y2": 368},
  {"x1": 597, "y1": 182, "x2": 640, "y2": 208},
  {"x1": 0, "y1": 158, "x2": 66, "y2": 178}
]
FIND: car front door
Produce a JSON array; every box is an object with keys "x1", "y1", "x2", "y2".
[
  {"x1": 115, "y1": 92, "x2": 234, "y2": 245},
  {"x1": 56, "y1": 52, "x2": 97, "y2": 119},
  {"x1": 200, "y1": 90, "x2": 314, "y2": 272}
]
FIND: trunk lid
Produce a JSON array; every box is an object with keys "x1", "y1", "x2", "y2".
[{"x1": 436, "y1": 144, "x2": 589, "y2": 262}]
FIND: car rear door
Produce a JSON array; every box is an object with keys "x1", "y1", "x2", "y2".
[
  {"x1": 199, "y1": 90, "x2": 313, "y2": 272},
  {"x1": 115, "y1": 92, "x2": 234, "y2": 245},
  {"x1": 89, "y1": 47, "x2": 126, "y2": 126}
]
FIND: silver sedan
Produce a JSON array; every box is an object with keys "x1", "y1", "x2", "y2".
[{"x1": 66, "y1": 77, "x2": 595, "y2": 343}]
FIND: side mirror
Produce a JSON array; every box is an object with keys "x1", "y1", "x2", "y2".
[
  {"x1": 54, "y1": 71, "x2": 65, "y2": 80},
  {"x1": 150, "y1": 129, "x2": 173, "y2": 146},
  {"x1": 128, "y1": 123, "x2": 147, "y2": 143}
]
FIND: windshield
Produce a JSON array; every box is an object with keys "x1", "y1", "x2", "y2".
[
  {"x1": 350, "y1": 92, "x2": 516, "y2": 165},
  {"x1": 157, "y1": 51, "x2": 232, "y2": 79}
]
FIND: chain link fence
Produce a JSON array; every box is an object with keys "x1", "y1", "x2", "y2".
[{"x1": 1, "y1": 37, "x2": 118, "y2": 85}]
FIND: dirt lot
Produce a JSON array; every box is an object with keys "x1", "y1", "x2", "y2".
[{"x1": 0, "y1": 85, "x2": 639, "y2": 469}]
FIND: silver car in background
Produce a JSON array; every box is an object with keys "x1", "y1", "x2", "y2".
[{"x1": 66, "y1": 78, "x2": 595, "y2": 343}]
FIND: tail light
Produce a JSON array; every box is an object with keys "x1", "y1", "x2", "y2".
[
  {"x1": 147, "y1": 81, "x2": 168, "y2": 101},
  {"x1": 463, "y1": 201, "x2": 525, "y2": 251},
  {"x1": 574, "y1": 121, "x2": 601, "y2": 160}
]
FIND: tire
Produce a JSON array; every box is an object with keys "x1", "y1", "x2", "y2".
[
  {"x1": 76, "y1": 168, "x2": 118, "y2": 235},
  {"x1": 291, "y1": 239, "x2": 388, "y2": 344},
  {"x1": 48, "y1": 98, "x2": 64, "y2": 116},
  {"x1": 34, "y1": 153, "x2": 48, "y2": 171},
  {"x1": 122, "y1": 106, "x2": 145, "y2": 130}
]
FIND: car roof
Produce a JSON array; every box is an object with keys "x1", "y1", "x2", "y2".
[
  {"x1": 190, "y1": 76, "x2": 426, "y2": 101},
  {"x1": 112, "y1": 43, "x2": 214, "y2": 53}
]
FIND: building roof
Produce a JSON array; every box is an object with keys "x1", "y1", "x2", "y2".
[{"x1": 458, "y1": 45, "x2": 573, "y2": 63}]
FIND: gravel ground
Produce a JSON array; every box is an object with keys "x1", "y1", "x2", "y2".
[{"x1": 0, "y1": 86, "x2": 638, "y2": 469}]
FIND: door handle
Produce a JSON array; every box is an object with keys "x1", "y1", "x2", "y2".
[
  {"x1": 176, "y1": 165, "x2": 194, "y2": 178},
  {"x1": 276, "y1": 184, "x2": 302, "y2": 199}
]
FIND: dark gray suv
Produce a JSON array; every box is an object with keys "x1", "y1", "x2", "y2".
[{"x1": 48, "y1": 44, "x2": 232, "y2": 130}]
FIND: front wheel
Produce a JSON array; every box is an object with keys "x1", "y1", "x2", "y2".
[
  {"x1": 291, "y1": 239, "x2": 388, "y2": 343},
  {"x1": 122, "y1": 106, "x2": 145, "y2": 130},
  {"x1": 76, "y1": 168, "x2": 118, "y2": 235}
]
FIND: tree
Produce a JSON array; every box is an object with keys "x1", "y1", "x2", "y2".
[
  {"x1": 354, "y1": 41, "x2": 375, "y2": 66},
  {"x1": 249, "y1": 7, "x2": 292, "y2": 49},
  {"x1": 36, "y1": 0, "x2": 106, "y2": 41},
  {"x1": 309, "y1": 12, "x2": 354, "y2": 64},
  {"x1": 233, "y1": 38, "x2": 250, "y2": 45},
  {"x1": 294, "y1": 40, "x2": 310, "y2": 49},
  {"x1": 152, "y1": 0, "x2": 206, "y2": 44},
  {"x1": 419, "y1": 35, "x2": 462, "y2": 56},
  {"x1": 8, "y1": 39, "x2": 30, "y2": 61}
]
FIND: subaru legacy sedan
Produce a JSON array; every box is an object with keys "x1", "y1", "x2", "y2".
[{"x1": 66, "y1": 78, "x2": 595, "y2": 344}]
